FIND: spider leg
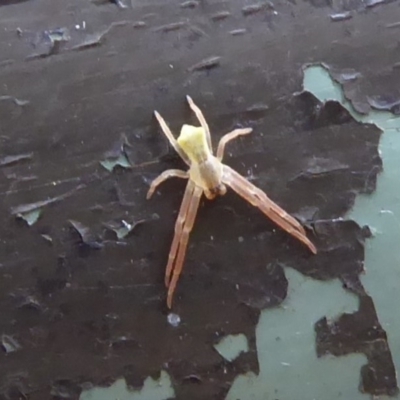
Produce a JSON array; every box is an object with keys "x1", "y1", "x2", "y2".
[
  {"x1": 186, "y1": 95, "x2": 212, "y2": 152},
  {"x1": 167, "y1": 185, "x2": 203, "y2": 308},
  {"x1": 154, "y1": 110, "x2": 191, "y2": 166},
  {"x1": 216, "y1": 128, "x2": 253, "y2": 161},
  {"x1": 146, "y1": 169, "x2": 189, "y2": 199},
  {"x1": 223, "y1": 165, "x2": 306, "y2": 234},
  {"x1": 164, "y1": 180, "x2": 196, "y2": 289},
  {"x1": 222, "y1": 165, "x2": 317, "y2": 254}
]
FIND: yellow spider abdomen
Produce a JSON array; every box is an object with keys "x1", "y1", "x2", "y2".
[{"x1": 177, "y1": 124, "x2": 211, "y2": 164}]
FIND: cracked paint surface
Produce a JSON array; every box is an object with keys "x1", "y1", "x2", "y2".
[
  {"x1": 306, "y1": 64, "x2": 400, "y2": 398},
  {"x1": 0, "y1": 0, "x2": 399, "y2": 399}
]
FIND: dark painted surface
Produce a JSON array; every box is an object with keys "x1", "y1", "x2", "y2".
[{"x1": 0, "y1": 0, "x2": 398, "y2": 399}]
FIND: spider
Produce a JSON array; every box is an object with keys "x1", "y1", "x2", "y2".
[{"x1": 147, "y1": 95, "x2": 317, "y2": 308}]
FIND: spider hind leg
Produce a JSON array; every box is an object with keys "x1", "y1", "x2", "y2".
[
  {"x1": 166, "y1": 186, "x2": 203, "y2": 308},
  {"x1": 222, "y1": 165, "x2": 317, "y2": 254}
]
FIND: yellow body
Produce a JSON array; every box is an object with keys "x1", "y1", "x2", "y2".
[
  {"x1": 177, "y1": 124, "x2": 210, "y2": 163},
  {"x1": 177, "y1": 124, "x2": 224, "y2": 198}
]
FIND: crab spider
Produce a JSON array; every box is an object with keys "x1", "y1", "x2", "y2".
[{"x1": 147, "y1": 95, "x2": 317, "y2": 308}]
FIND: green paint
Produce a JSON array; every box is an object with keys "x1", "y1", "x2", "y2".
[
  {"x1": 305, "y1": 65, "x2": 400, "y2": 378},
  {"x1": 113, "y1": 225, "x2": 132, "y2": 239},
  {"x1": 228, "y1": 64, "x2": 400, "y2": 399},
  {"x1": 80, "y1": 371, "x2": 174, "y2": 400},
  {"x1": 227, "y1": 267, "x2": 366, "y2": 400},
  {"x1": 100, "y1": 153, "x2": 131, "y2": 171},
  {"x1": 17, "y1": 208, "x2": 42, "y2": 226},
  {"x1": 214, "y1": 333, "x2": 249, "y2": 362},
  {"x1": 304, "y1": 65, "x2": 400, "y2": 131}
]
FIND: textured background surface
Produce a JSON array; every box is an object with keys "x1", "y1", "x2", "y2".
[{"x1": 0, "y1": 0, "x2": 399, "y2": 399}]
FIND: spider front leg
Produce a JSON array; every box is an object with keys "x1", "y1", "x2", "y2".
[
  {"x1": 217, "y1": 128, "x2": 253, "y2": 161},
  {"x1": 154, "y1": 110, "x2": 191, "y2": 165},
  {"x1": 186, "y1": 95, "x2": 212, "y2": 151},
  {"x1": 147, "y1": 169, "x2": 188, "y2": 199}
]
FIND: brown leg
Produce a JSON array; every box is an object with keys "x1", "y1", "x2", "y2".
[
  {"x1": 216, "y1": 128, "x2": 253, "y2": 161},
  {"x1": 146, "y1": 169, "x2": 189, "y2": 199},
  {"x1": 223, "y1": 165, "x2": 306, "y2": 235},
  {"x1": 167, "y1": 186, "x2": 203, "y2": 308},
  {"x1": 164, "y1": 181, "x2": 195, "y2": 288},
  {"x1": 222, "y1": 165, "x2": 317, "y2": 254},
  {"x1": 186, "y1": 95, "x2": 212, "y2": 152},
  {"x1": 154, "y1": 111, "x2": 191, "y2": 166}
]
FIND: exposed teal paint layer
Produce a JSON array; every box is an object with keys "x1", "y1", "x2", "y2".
[
  {"x1": 80, "y1": 371, "x2": 174, "y2": 400},
  {"x1": 227, "y1": 267, "x2": 366, "y2": 400},
  {"x1": 214, "y1": 333, "x2": 249, "y2": 362},
  {"x1": 228, "y1": 64, "x2": 400, "y2": 399},
  {"x1": 305, "y1": 64, "x2": 400, "y2": 379}
]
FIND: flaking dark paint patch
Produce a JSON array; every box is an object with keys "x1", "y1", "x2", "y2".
[
  {"x1": 365, "y1": 0, "x2": 387, "y2": 8},
  {"x1": 69, "y1": 220, "x2": 104, "y2": 250},
  {"x1": 103, "y1": 218, "x2": 147, "y2": 239},
  {"x1": 283, "y1": 219, "x2": 397, "y2": 395},
  {"x1": 71, "y1": 21, "x2": 130, "y2": 52},
  {"x1": 316, "y1": 295, "x2": 398, "y2": 396},
  {"x1": 154, "y1": 22, "x2": 188, "y2": 33},
  {"x1": 325, "y1": 63, "x2": 400, "y2": 116},
  {"x1": 180, "y1": 1, "x2": 199, "y2": 9},
  {"x1": 1, "y1": 335, "x2": 21, "y2": 354},
  {"x1": 242, "y1": 4, "x2": 265, "y2": 16},
  {"x1": 211, "y1": 11, "x2": 231, "y2": 21},
  {"x1": 91, "y1": 0, "x2": 129, "y2": 8},
  {"x1": 367, "y1": 95, "x2": 400, "y2": 115},
  {"x1": 0, "y1": 0, "x2": 397, "y2": 399},
  {"x1": 330, "y1": 12, "x2": 352, "y2": 21},
  {"x1": 188, "y1": 56, "x2": 221, "y2": 72},
  {"x1": 10, "y1": 184, "x2": 86, "y2": 215},
  {"x1": 17, "y1": 27, "x2": 71, "y2": 60},
  {"x1": 0, "y1": 96, "x2": 29, "y2": 107},
  {"x1": 112, "y1": 0, "x2": 129, "y2": 9},
  {"x1": 16, "y1": 208, "x2": 42, "y2": 226},
  {"x1": 0, "y1": 153, "x2": 33, "y2": 167},
  {"x1": 229, "y1": 28, "x2": 247, "y2": 36}
]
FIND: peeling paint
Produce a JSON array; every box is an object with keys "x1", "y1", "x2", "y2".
[
  {"x1": 69, "y1": 219, "x2": 103, "y2": 249},
  {"x1": 100, "y1": 153, "x2": 131, "y2": 171},
  {"x1": 0, "y1": 152, "x2": 32, "y2": 166},
  {"x1": 1, "y1": 335, "x2": 21, "y2": 354},
  {"x1": 330, "y1": 12, "x2": 352, "y2": 21},
  {"x1": 80, "y1": 372, "x2": 175, "y2": 400},
  {"x1": 16, "y1": 208, "x2": 42, "y2": 226},
  {"x1": 71, "y1": 21, "x2": 131, "y2": 51},
  {"x1": 0, "y1": 0, "x2": 397, "y2": 399},
  {"x1": 154, "y1": 22, "x2": 187, "y2": 33},
  {"x1": 0, "y1": 96, "x2": 29, "y2": 107},
  {"x1": 103, "y1": 218, "x2": 145, "y2": 239},
  {"x1": 211, "y1": 11, "x2": 231, "y2": 21},
  {"x1": 214, "y1": 334, "x2": 249, "y2": 362},
  {"x1": 180, "y1": 0, "x2": 199, "y2": 9},
  {"x1": 242, "y1": 4, "x2": 265, "y2": 16},
  {"x1": 188, "y1": 56, "x2": 221, "y2": 72},
  {"x1": 10, "y1": 184, "x2": 86, "y2": 215}
]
